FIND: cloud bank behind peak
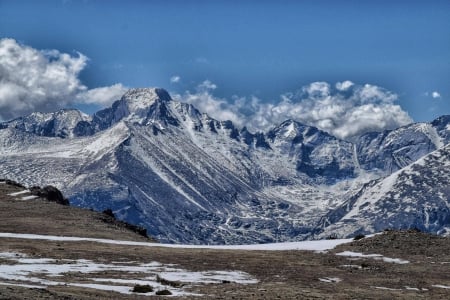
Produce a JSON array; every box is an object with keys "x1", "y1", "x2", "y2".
[
  {"x1": 175, "y1": 80, "x2": 413, "y2": 140},
  {"x1": 0, "y1": 39, "x2": 412, "y2": 140}
]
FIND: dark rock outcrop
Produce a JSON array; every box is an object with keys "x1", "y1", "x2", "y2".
[{"x1": 30, "y1": 185, "x2": 70, "y2": 206}]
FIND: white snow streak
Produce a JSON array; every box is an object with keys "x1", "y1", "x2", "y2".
[
  {"x1": 0, "y1": 232, "x2": 353, "y2": 251},
  {"x1": 7, "y1": 190, "x2": 30, "y2": 196},
  {"x1": 433, "y1": 284, "x2": 450, "y2": 289},
  {"x1": 336, "y1": 251, "x2": 409, "y2": 264},
  {"x1": 319, "y1": 277, "x2": 342, "y2": 283},
  {"x1": 21, "y1": 195, "x2": 39, "y2": 201}
]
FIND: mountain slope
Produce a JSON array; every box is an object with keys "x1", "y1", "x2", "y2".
[
  {"x1": 356, "y1": 120, "x2": 449, "y2": 174},
  {"x1": 2, "y1": 109, "x2": 91, "y2": 138},
  {"x1": 317, "y1": 143, "x2": 450, "y2": 238}
]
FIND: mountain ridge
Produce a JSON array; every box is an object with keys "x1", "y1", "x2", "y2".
[{"x1": 0, "y1": 87, "x2": 448, "y2": 243}]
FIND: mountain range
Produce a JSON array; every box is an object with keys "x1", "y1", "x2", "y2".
[{"x1": 0, "y1": 88, "x2": 448, "y2": 244}]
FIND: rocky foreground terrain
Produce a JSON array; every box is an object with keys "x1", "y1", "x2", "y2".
[{"x1": 0, "y1": 180, "x2": 449, "y2": 299}]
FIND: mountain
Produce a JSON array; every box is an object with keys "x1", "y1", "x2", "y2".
[
  {"x1": 316, "y1": 143, "x2": 450, "y2": 238},
  {"x1": 1, "y1": 109, "x2": 91, "y2": 138},
  {"x1": 0, "y1": 87, "x2": 449, "y2": 243},
  {"x1": 356, "y1": 120, "x2": 448, "y2": 174}
]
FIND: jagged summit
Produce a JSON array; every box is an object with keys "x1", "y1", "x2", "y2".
[
  {"x1": 267, "y1": 119, "x2": 324, "y2": 141},
  {"x1": 122, "y1": 87, "x2": 172, "y2": 104},
  {"x1": 119, "y1": 88, "x2": 173, "y2": 118},
  {"x1": 1, "y1": 109, "x2": 91, "y2": 138},
  {"x1": 109, "y1": 87, "x2": 178, "y2": 127}
]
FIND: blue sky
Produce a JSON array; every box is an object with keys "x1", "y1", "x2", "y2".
[{"x1": 0, "y1": 0, "x2": 449, "y2": 136}]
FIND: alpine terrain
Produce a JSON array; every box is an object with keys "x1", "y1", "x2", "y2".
[{"x1": 0, "y1": 88, "x2": 449, "y2": 244}]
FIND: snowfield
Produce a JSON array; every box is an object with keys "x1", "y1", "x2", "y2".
[
  {"x1": 0, "y1": 251, "x2": 256, "y2": 297},
  {"x1": 0, "y1": 232, "x2": 353, "y2": 251}
]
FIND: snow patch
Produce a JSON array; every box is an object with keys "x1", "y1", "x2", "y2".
[
  {"x1": 0, "y1": 251, "x2": 257, "y2": 297},
  {"x1": 0, "y1": 232, "x2": 353, "y2": 251},
  {"x1": 319, "y1": 277, "x2": 341, "y2": 283},
  {"x1": 373, "y1": 286, "x2": 402, "y2": 291},
  {"x1": 7, "y1": 190, "x2": 30, "y2": 196},
  {"x1": 433, "y1": 284, "x2": 450, "y2": 289},
  {"x1": 336, "y1": 251, "x2": 409, "y2": 264},
  {"x1": 21, "y1": 195, "x2": 39, "y2": 201}
]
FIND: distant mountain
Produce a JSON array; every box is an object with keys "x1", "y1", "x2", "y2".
[
  {"x1": 2, "y1": 109, "x2": 91, "y2": 138},
  {"x1": 0, "y1": 87, "x2": 448, "y2": 243},
  {"x1": 316, "y1": 143, "x2": 450, "y2": 238},
  {"x1": 356, "y1": 121, "x2": 447, "y2": 173}
]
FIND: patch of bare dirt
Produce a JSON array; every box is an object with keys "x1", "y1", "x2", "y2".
[{"x1": 0, "y1": 180, "x2": 154, "y2": 241}]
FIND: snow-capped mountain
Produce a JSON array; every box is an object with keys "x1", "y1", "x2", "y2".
[
  {"x1": 317, "y1": 143, "x2": 450, "y2": 238},
  {"x1": 356, "y1": 121, "x2": 447, "y2": 174},
  {"x1": 2, "y1": 109, "x2": 91, "y2": 138},
  {"x1": 0, "y1": 87, "x2": 448, "y2": 243}
]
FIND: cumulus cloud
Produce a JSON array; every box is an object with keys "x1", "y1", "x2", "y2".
[
  {"x1": 0, "y1": 38, "x2": 127, "y2": 121},
  {"x1": 432, "y1": 91, "x2": 441, "y2": 99},
  {"x1": 335, "y1": 80, "x2": 354, "y2": 91},
  {"x1": 170, "y1": 75, "x2": 181, "y2": 83},
  {"x1": 75, "y1": 83, "x2": 128, "y2": 106},
  {"x1": 197, "y1": 80, "x2": 217, "y2": 91},
  {"x1": 172, "y1": 80, "x2": 243, "y2": 125},
  {"x1": 176, "y1": 80, "x2": 412, "y2": 140}
]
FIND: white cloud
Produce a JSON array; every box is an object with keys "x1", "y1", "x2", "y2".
[
  {"x1": 432, "y1": 91, "x2": 441, "y2": 99},
  {"x1": 0, "y1": 38, "x2": 127, "y2": 121},
  {"x1": 335, "y1": 80, "x2": 354, "y2": 91},
  {"x1": 75, "y1": 83, "x2": 128, "y2": 106},
  {"x1": 176, "y1": 80, "x2": 412, "y2": 140},
  {"x1": 0, "y1": 39, "x2": 413, "y2": 139},
  {"x1": 172, "y1": 81, "x2": 243, "y2": 126},
  {"x1": 197, "y1": 80, "x2": 217, "y2": 91},
  {"x1": 302, "y1": 81, "x2": 330, "y2": 98},
  {"x1": 170, "y1": 75, "x2": 181, "y2": 83}
]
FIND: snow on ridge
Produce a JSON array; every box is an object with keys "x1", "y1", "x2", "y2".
[{"x1": 0, "y1": 232, "x2": 353, "y2": 251}]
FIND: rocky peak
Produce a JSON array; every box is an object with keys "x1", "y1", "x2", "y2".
[
  {"x1": 267, "y1": 119, "x2": 323, "y2": 144},
  {"x1": 122, "y1": 88, "x2": 172, "y2": 110},
  {"x1": 106, "y1": 87, "x2": 178, "y2": 127},
  {"x1": 1, "y1": 109, "x2": 91, "y2": 138}
]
